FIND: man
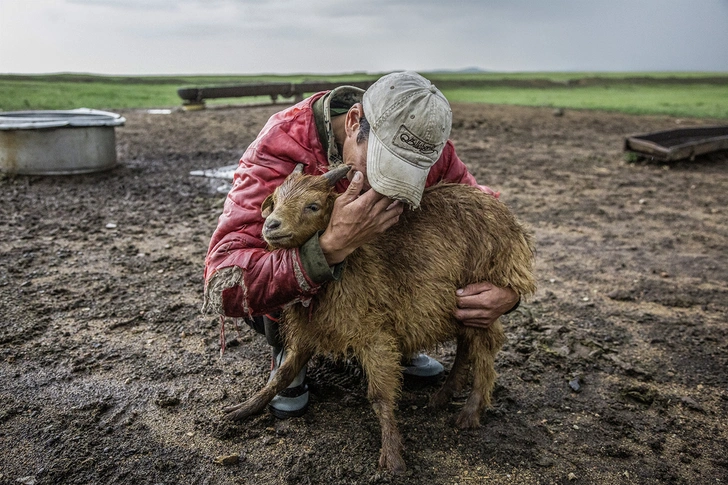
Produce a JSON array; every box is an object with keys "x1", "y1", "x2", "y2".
[{"x1": 203, "y1": 71, "x2": 519, "y2": 418}]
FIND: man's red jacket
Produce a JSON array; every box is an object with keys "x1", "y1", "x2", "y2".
[{"x1": 202, "y1": 90, "x2": 490, "y2": 319}]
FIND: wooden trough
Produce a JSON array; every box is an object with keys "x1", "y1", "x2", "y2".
[
  {"x1": 624, "y1": 125, "x2": 728, "y2": 161},
  {"x1": 177, "y1": 80, "x2": 375, "y2": 109}
]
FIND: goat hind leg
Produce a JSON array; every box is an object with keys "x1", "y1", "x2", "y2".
[
  {"x1": 224, "y1": 346, "x2": 313, "y2": 421},
  {"x1": 456, "y1": 323, "x2": 505, "y2": 429},
  {"x1": 430, "y1": 334, "x2": 470, "y2": 409}
]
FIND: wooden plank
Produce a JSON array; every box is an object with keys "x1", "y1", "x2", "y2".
[
  {"x1": 177, "y1": 82, "x2": 293, "y2": 102},
  {"x1": 177, "y1": 80, "x2": 374, "y2": 104}
]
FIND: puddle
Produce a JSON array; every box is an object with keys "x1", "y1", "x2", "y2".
[{"x1": 189, "y1": 164, "x2": 237, "y2": 193}]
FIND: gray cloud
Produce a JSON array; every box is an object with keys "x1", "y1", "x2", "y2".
[{"x1": 1, "y1": 0, "x2": 726, "y2": 74}]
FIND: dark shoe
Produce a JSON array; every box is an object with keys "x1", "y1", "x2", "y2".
[
  {"x1": 402, "y1": 353, "x2": 444, "y2": 384},
  {"x1": 268, "y1": 347, "x2": 309, "y2": 419}
]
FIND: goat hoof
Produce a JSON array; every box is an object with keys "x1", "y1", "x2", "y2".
[
  {"x1": 223, "y1": 401, "x2": 259, "y2": 421},
  {"x1": 222, "y1": 402, "x2": 243, "y2": 414},
  {"x1": 224, "y1": 407, "x2": 251, "y2": 421},
  {"x1": 455, "y1": 411, "x2": 481, "y2": 429},
  {"x1": 379, "y1": 451, "x2": 406, "y2": 475},
  {"x1": 429, "y1": 391, "x2": 450, "y2": 410}
]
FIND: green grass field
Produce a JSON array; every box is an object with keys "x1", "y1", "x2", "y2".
[
  {"x1": 1, "y1": 72, "x2": 727, "y2": 119},
  {"x1": 442, "y1": 84, "x2": 728, "y2": 119}
]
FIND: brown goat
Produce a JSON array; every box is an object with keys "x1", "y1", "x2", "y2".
[{"x1": 223, "y1": 164, "x2": 536, "y2": 474}]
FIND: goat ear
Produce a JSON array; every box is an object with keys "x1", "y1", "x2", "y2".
[
  {"x1": 322, "y1": 165, "x2": 351, "y2": 186},
  {"x1": 261, "y1": 194, "x2": 274, "y2": 218},
  {"x1": 293, "y1": 163, "x2": 304, "y2": 174}
]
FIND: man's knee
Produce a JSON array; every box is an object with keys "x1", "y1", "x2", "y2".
[
  {"x1": 243, "y1": 314, "x2": 282, "y2": 347},
  {"x1": 246, "y1": 316, "x2": 266, "y2": 336},
  {"x1": 263, "y1": 314, "x2": 283, "y2": 348}
]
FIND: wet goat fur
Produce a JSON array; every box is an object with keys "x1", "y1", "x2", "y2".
[{"x1": 224, "y1": 169, "x2": 536, "y2": 473}]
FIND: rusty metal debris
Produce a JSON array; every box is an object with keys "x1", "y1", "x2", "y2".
[{"x1": 624, "y1": 125, "x2": 728, "y2": 161}]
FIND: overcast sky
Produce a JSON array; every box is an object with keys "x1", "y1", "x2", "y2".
[{"x1": 1, "y1": 0, "x2": 727, "y2": 75}]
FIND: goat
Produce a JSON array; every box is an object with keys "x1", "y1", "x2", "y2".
[{"x1": 222, "y1": 164, "x2": 536, "y2": 474}]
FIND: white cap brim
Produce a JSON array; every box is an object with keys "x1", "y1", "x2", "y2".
[{"x1": 367, "y1": 128, "x2": 430, "y2": 208}]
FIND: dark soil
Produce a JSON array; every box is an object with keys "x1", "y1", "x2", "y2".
[{"x1": 1, "y1": 102, "x2": 727, "y2": 485}]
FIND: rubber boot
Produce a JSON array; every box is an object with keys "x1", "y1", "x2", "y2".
[
  {"x1": 402, "y1": 353, "x2": 445, "y2": 384},
  {"x1": 267, "y1": 346, "x2": 309, "y2": 418},
  {"x1": 264, "y1": 315, "x2": 309, "y2": 418}
]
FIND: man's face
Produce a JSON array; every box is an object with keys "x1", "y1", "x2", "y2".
[{"x1": 341, "y1": 123, "x2": 370, "y2": 192}]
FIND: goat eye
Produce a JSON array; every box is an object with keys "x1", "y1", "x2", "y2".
[{"x1": 305, "y1": 203, "x2": 320, "y2": 212}]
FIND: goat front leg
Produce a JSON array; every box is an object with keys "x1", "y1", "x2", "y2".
[
  {"x1": 223, "y1": 346, "x2": 313, "y2": 421},
  {"x1": 356, "y1": 338, "x2": 407, "y2": 475}
]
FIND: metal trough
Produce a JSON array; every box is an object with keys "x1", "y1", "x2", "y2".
[
  {"x1": 0, "y1": 108, "x2": 126, "y2": 175},
  {"x1": 624, "y1": 125, "x2": 728, "y2": 161}
]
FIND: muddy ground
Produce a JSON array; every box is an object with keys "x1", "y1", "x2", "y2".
[{"x1": 1, "y1": 101, "x2": 726, "y2": 485}]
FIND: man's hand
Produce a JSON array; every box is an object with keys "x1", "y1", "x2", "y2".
[
  {"x1": 455, "y1": 282, "x2": 519, "y2": 329},
  {"x1": 319, "y1": 171, "x2": 403, "y2": 265}
]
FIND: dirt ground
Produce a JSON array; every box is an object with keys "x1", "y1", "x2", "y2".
[{"x1": 1, "y1": 100, "x2": 726, "y2": 485}]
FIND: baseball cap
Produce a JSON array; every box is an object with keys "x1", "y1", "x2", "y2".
[{"x1": 362, "y1": 71, "x2": 452, "y2": 207}]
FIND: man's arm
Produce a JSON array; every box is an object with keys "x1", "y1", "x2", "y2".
[
  {"x1": 203, "y1": 158, "x2": 328, "y2": 317},
  {"x1": 202, "y1": 101, "x2": 344, "y2": 317}
]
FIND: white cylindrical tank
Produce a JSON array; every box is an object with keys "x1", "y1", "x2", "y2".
[{"x1": 0, "y1": 109, "x2": 126, "y2": 175}]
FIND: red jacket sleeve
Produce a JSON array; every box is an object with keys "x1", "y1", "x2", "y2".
[{"x1": 203, "y1": 102, "x2": 329, "y2": 318}]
